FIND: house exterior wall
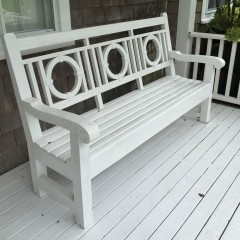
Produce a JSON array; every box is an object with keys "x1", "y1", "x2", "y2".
[
  {"x1": 195, "y1": 0, "x2": 203, "y2": 31},
  {"x1": 0, "y1": 0, "x2": 179, "y2": 175}
]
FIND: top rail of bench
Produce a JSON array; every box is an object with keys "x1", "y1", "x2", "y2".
[{"x1": 14, "y1": 14, "x2": 167, "y2": 52}]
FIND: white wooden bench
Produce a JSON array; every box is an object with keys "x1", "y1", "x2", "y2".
[{"x1": 3, "y1": 13, "x2": 225, "y2": 228}]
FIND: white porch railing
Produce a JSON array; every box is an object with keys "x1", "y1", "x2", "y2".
[{"x1": 190, "y1": 32, "x2": 240, "y2": 106}]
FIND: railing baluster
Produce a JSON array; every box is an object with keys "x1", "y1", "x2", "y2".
[
  {"x1": 190, "y1": 32, "x2": 240, "y2": 106},
  {"x1": 192, "y1": 37, "x2": 201, "y2": 80},
  {"x1": 206, "y1": 39, "x2": 212, "y2": 56},
  {"x1": 213, "y1": 40, "x2": 224, "y2": 95},
  {"x1": 225, "y1": 42, "x2": 237, "y2": 97}
]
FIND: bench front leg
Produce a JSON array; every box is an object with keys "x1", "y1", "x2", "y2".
[
  {"x1": 70, "y1": 132, "x2": 93, "y2": 228},
  {"x1": 200, "y1": 64, "x2": 215, "y2": 123}
]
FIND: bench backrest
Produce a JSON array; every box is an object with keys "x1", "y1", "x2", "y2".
[{"x1": 3, "y1": 13, "x2": 175, "y2": 111}]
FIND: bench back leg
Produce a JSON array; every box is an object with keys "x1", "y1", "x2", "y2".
[
  {"x1": 200, "y1": 97, "x2": 212, "y2": 123},
  {"x1": 29, "y1": 152, "x2": 47, "y2": 197},
  {"x1": 71, "y1": 133, "x2": 93, "y2": 228}
]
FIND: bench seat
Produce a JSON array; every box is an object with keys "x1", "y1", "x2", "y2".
[{"x1": 35, "y1": 75, "x2": 211, "y2": 178}]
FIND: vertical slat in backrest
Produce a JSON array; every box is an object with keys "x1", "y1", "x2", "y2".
[{"x1": 6, "y1": 13, "x2": 175, "y2": 111}]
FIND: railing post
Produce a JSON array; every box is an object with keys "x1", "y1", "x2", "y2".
[{"x1": 176, "y1": 0, "x2": 197, "y2": 77}]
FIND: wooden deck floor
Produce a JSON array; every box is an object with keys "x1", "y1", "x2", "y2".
[{"x1": 1, "y1": 102, "x2": 240, "y2": 240}]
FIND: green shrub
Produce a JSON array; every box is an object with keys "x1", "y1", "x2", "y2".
[
  {"x1": 204, "y1": 0, "x2": 240, "y2": 41},
  {"x1": 225, "y1": 27, "x2": 240, "y2": 41}
]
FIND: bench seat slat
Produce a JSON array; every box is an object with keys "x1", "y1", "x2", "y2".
[
  {"x1": 97, "y1": 78, "x2": 188, "y2": 129},
  {"x1": 36, "y1": 76, "x2": 180, "y2": 148},
  {"x1": 83, "y1": 75, "x2": 180, "y2": 120},
  {"x1": 34, "y1": 76, "x2": 210, "y2": 171}
]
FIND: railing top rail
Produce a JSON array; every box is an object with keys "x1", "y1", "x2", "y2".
[{"x1": 190, "y1": 31, "x2": 226, "y2": 40}]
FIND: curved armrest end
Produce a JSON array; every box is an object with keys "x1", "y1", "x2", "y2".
[
  {"x1": 169, "y1": 51, "x2": 225, "y2": 70},
  {"x1": 78, "y1": 119, "x2": 100, "y2": 144},
  {"x1": 23, "y1": 98, "x2": 100, "y2": 144}
]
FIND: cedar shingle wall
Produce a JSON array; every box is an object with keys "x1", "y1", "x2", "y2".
[
  {"x1": 0, "y1": 0, "x2": 179, "y2": 175},
  {"x1": 195, "y1": 0, "x2": 203, "y2": 31}
]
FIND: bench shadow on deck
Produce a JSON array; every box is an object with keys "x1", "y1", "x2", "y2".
[{"x1": 0, "y1": 102, "x2": 240, "y2": 240}]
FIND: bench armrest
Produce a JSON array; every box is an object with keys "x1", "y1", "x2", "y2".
[
  {"x1": 169, "y1": 51, "x2": 225, "y2": 69},
  {"x1": 23, "y1": 97, "x2": 100, "y2": 144}
]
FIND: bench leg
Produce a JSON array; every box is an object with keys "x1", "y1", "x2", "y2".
[
  {"x1": 71, "y1": 133, "x2": 93, "y2": 229},
  {"x1": 200, "y1": 97, "x2": 211, "y2": 124},
  {"x1": 29, "y1": 150, "x2": 47, "y2": 197}
]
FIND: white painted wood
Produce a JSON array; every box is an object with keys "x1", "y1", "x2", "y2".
[
  {"x1": 2, "y1": 13, "x2": 225, "y2": 229},
  {"x1": 10, "y1": 204, "x2": 69, "y2": 240},
  {"x1": 16, "y1": 17, "x2": 167, "y2": 52},
  {"x1": 23, "y1": 98, "x2": 100, "y2": 143},
  {"x1": 0, "y1": 175, "x2": 70, "y2": 238},
  {"x1": 96, "y1": 47, "x2": 108, "y2": 85},
  {"x1": 0, "y1": 162, "x2": 29, "y2": 181},
  {"x1": 2, "y1": 104, "x2": 240, "y2": 240},
  {"x1": 128, "y1": 30, "x2": 144, "y2": 90},
  {"x1": 162, "y1": 13, "x2": 176, "y2": 76},
  {"x1": 221, "y1": 192, "x2": 240, "y2": 240},
  {"x1": 206, "y1": 38, "x2": 213, "y2": 56},
  {"x1": 69, "y1": 108, "x2": 229, "y2": 239},
  {"x1": 225, "y1": 42, "x2": 237, "y2": 97},
  {"x1": 70, "y1": 133, "x2": 93, "y2": 229},
  {"x1": 29, "y1": 109, "x2": 202, "y2": 240},
  {"x1": 190, "y1": 32, "x2": 240, "y2": 106},
  {"x1": 97, "y1": 106, "x2": 237, "y2": 240},
  {"x1": 148, "y1": 114, "x2": 240, "y2": 240},
  {"x1": 197, "y1": 152, "x2": 240, "y2": 240},
  {"x1": 200, "y1": 63, "x2": 215, "y2": 123},
  {"x1": 36, "y1": 60, "x2": 53, "y2": 106},
  {"x1": 213, "y1": 39, "x2": 224, "y2": 95},
  {"x1": 200, "y1": 97, "x2": 212, "y2": 123},
  {"x1": 176, "y1": 0, "x2": 197, "y2": 77},
  {"x1": 173, "y1": 142, "x2": 240, "y2": 240},
  {"x1": 192, "y1": 37, "x2": 201, "y2": 80},
  {"x1": 39, "y1": 176, "x2": 74, "y2": 209},
  {"x1": 213, "y1": 93, "x2": 240, "y2": 105},
  {"x1": 190, "y1": 31, "x2": 226, "y2": 40},
  {"x1": 32, "y1": 111, "x2": 201, "y2": 239},
  {"x1": 169, "y1": 51, "x2": 225, "y2": 70},
  {"x1": 44, "y1": 105, "x2": 228, "y2": 240},
  {"x1": 25, "y1": 63, "x2": 42, "y2": 100}
]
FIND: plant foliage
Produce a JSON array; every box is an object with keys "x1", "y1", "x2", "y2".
[{"x1": 204, "y1": 0, "x2": 240, "y2": 41}]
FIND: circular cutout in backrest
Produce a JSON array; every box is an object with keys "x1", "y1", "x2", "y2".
[
  {"x1": 46, "y1": 55, "x2": 82, "y2": 100},
  {"x1": 143, "y1": 35, "x2": 162, "y2": 67},
  {"x1": 103, "y1": 43, "x2": 129, "y2": 80},
  {"x1": 51, "y1": 61, "x2": 75, "y2": 93},
  {"x1": 107, "y1": 48, "x2": 122, "y2": 75}
]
